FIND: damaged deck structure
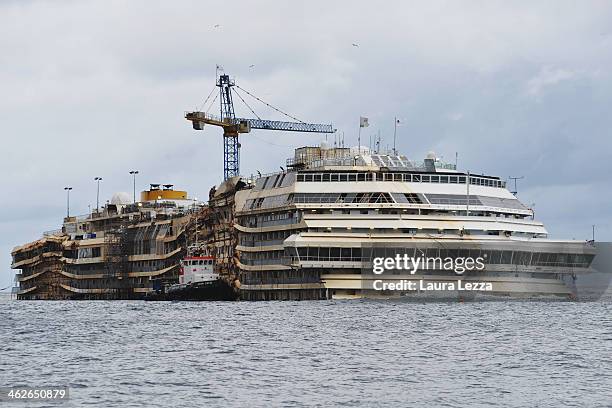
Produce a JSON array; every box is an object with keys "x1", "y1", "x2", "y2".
[
  {"x1": 11, "y1": 182, "x2": 245, "y2": 300},
  {"x1": 12, "y1": 186, "x2": 194, "y2": 300}
]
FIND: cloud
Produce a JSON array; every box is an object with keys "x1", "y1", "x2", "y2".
[
  {"x1": 448, "y1": 113, "x2": 464, "y2": 121},
  {"x1": 526, "y1": 66, "x2": 576, "y2": 96}
]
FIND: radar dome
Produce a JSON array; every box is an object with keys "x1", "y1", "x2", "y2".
[
  {"x1": 110, "y1": 192, "x2": 131, "y2": 205},
  {"x1": 426, "y1": 151, "x2": 436, "y2": 160}
]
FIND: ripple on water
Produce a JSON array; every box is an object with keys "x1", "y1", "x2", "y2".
[{"x1": 1, "y1": 296, "x2": 611, "y2": 407}]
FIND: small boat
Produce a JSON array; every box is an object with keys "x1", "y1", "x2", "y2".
[{"x1": 146, "y1": 248, "x2": 239, "y2": 301}]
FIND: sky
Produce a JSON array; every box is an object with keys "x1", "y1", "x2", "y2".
[{"x1": 2, "y1": 0, "x2": 612, "y2": 289}]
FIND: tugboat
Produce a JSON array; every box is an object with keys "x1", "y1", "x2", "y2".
[{"x1": 146, "y1": 246, "x2": 239, "y2": 301}]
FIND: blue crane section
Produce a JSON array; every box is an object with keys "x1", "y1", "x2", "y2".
[{"x1": 186, "y1": 73, "x2": 334, "y2": 180}]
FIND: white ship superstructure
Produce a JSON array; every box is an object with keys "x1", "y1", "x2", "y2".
[{"x1": 234, "y1": 144, "x2": 595, "y2": 300}]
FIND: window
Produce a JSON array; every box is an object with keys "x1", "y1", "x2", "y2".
[
  {"x1": 330, "y1": 248, "x2": 341, "y2": 260},
  {"x1": 307, "y1": 247, "x2": 318, "y2": 259},
  {"x1": 425, "y1": 248, "x2": 439, "y2": 258},
  {"x1": 489, "y1": 250, "x2": 502, "y2": 264},
  {"x1": 405, "y1": 193, "x2": 422, "y2": 204},
  {"x1": 319, "y1": 247, "x2": 330, "y2": 260},
  {"x1": 341, "y1": 248, "x2": 351, "y2": 260}
]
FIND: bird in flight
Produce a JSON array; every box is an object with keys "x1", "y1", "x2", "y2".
[
  {"x1": 214, "y1": 24, "x2": 220, "y2": 28},
  {"x1": 249, "y1": 64, "x2": 255, "y2": 68},
  {"x1": 352, "y1": 43, "x2": 359, "y2": 47}
]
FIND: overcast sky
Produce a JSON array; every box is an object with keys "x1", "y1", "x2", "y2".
[{"x1": 2, "y1": 1, "x2": 612, "y2": 289}]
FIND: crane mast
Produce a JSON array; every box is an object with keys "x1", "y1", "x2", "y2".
[
  {"x1": 186, "y1": 73, "x2": 334, "y2": 180},
  {"x1": 218, "y1": 75, "x2": 240, "y2": 180}
]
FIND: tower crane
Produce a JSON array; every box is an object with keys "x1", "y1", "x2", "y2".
[{"x1": 185, "y1": 74, "x2": 335, "y2": 180}]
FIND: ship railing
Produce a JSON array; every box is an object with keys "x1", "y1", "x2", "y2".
[
  {"x1": 279, "y1": 256, "x2": 367, "y2": 267},
  {"x1": 240, "y1": 239, "x2": 286, "y2": 247},
  {"x1": 287, "y1": 157, "x2": 355, "y2": 169},
  {"x1": 43, "y1": 228, "x2": 63, "y2": 237},
  {"x1": 242, "y1": 170, "x2": 286, "y2": 184},
  {"x1": 434, "y1": 162, "x2": 458, "y2": 170},
  {"x1": 281, "y1": 256, "x2": 298, "y2": 267},
  {"x1": 61, "y1": 213, "x2": 92, "y2": 223},
  {"x1": 257, "y1": 218, "x2": 298, "y2": 228},
  {"x1": 242, "y1": 258, "x2": 290, "y2": 266}
]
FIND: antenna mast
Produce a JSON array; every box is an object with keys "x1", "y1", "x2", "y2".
[{"x1": 508, "y1": 176, "x2": 524, "y2": 196}]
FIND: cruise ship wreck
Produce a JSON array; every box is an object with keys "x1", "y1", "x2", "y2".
[
  {"x1": 11, "y1": 144, "x2": 596, "y2": 300},
  {"x1": 233, "y1": 144, "x2": 596, "y2": 300}
]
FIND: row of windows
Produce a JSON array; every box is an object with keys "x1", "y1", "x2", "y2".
[
  {"x1": 309, "y1": 227, "x2": 534, "y2": 237},
  {"x1": 241, "y1": 269, "x2": 321, "y2": 285},
  {"x1": 239, "y1": 211, "x2": 298, "y2": 228},
  {"x1": 239, "y1": 230, "x2": 292, "y2": 246},
  {"x1": 288, "y1": 247, "x2": 594, "y2": 268},
  {"x1": 381, "y1": 173, "x2": 504, "y2": 188},
  {"x1": 63, "y1": 259, "x2": 172, "y2": 274},
  {"x1": 241, "y1": 249, "x2": 284, "y2": 259},
  {"x1": 293, "y1": 192, "x2": 394, "y2": 204},
  {"x1": 426, "y1": 194, "x2": 483, "y2": 206},
  {"x1": 296, "y1": 172, "x2": 506, "y2": 188},
  {"x1": 240, "y1": 249, "x2": 286, "y2": 266},
  {"x1": 131, "y1": 260, "x2": 168, "y2": 272},
  {"x1": 183, "y1": 259, "x2": 213, "y2": 266},
  {"x1": 13, "y1": 242, "x2": 64, "y2": 262},
  {"x1": 76, "y1": 247, "x2": 102, "y2": 259},
  {"x1": 248, "y1": 192, "x2": 522, "y2": 212},
  {"x1": 297, "y1": 173, "x2": 374, "y2": 182}
]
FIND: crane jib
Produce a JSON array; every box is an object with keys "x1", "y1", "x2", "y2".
[
  {"x1": 185, "y1": 112, "x2": 334, "y2": 134},
  {"x1": 240, "y1": 118, "x2": 335, "y2": 134}
]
